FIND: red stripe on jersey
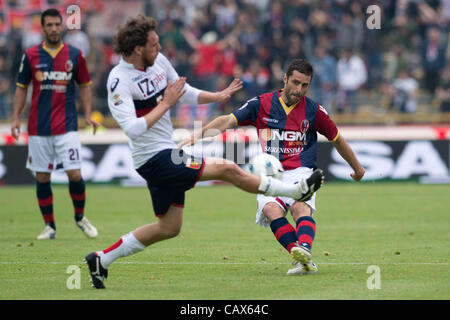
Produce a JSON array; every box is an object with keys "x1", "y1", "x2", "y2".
[
  {"x1": 315, "y1": 104, "x2": 338, "y2": 141},
  {"x1": 27, "y1": 46, "x2": 40, "y2": 136},
  {"x1": 75, "y1": 51, "x2": 91, "y2": 85},
  {"x1": 281, "y1": 97, "x2": 306, "y2": 170},
  {"x1": 50, "y1": 44, "x2": 68, "y2": 135},
  {"x1": 136, "y1": 108, "x2": 154, "y2": 117}
]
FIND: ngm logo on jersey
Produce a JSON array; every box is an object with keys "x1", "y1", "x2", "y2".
[
  {"x1": 35, "y1": 68, "x2": 73, "y2": 92},
  {"x1": 258, "y1": 121, "x2": 309, "y2": 157},
  {"x1": 35, "y1": 70, "x2": 73, "y2": 82},
  {"x1": 260, "y1": 128, "x2": 306, "y2": 143}
]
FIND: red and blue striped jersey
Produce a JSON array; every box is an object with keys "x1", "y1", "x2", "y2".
[
  {"x1": 16, "y1": 43, "x2": 91, "y2": 136},
  {"x1": 232, "y1": 90, "x2": 339, "y2": 170}
]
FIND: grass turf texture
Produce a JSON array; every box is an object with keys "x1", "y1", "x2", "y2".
[{"x1": 0, "y1": 183, "x2": 448, "y2": 300}]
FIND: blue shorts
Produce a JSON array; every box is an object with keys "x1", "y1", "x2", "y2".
[{"x1": 136, "y1": 149, "x2": 205, "y2": 216}]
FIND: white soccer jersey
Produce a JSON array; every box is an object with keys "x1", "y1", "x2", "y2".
[{"x1": 107, "y1": 53, "x2": 201, "y2": 168}]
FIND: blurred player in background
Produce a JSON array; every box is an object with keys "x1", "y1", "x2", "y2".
[
  {"x1": 180, "y1": 59, "x2": 365, "y2": 275},
  {"x1": 84, "y1": 15, "x2": 323, "y2": 289},
  {"x1": 10, "y1": 8, "x2": 99, "y2": 240}
]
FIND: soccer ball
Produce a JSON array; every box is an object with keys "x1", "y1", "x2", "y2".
[{"x1": 248, "y1": 153, "x2": 284, "y2": 179}]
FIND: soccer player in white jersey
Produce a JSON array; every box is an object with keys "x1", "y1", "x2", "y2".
[{"x1": 84, "y1": 15, "x2": 324, "y2": 289}]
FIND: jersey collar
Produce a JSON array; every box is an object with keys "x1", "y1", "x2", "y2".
[
  {"x1": 278, "y1": 89, "x2": 304, "y2": 116},
  {"x1": 42, "y1": 42, "x2": 65, "y2": 59},
  {"x1": 120, "y1": 57, "x2": 146, "y2": 72}
]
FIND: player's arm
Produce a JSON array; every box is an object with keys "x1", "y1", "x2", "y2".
[
  {"x1": 178, "y1": 96, "x2": 259, "y2": 148},
  {"x1": 11, "y1": 86, "x2": 28, "y2": 140},
  {"x1": 78, "y1": 84, "x2": 100, "y2": 135},
  {"x1": 161, "y1": 52, "x2": 242, "y2": 105},
  {"x1": 197, "y1": 78, "x2": 243, "y2": 104},
  {"x1": 12, "y1": 52, "x2": 32, "y2": 140},
  {"x1": 315, "y1": 104, "x2": 364, "y2": 181},
  {"x1": 331, "y1": 134, "x2": 365, "y2": 181},
  {"x1": 74, "y1": 50, "x2": 99, "y2": 135},
  {"x1": 108, "y1": 76, "x2": 186, "y2": 140},
  {"x1": 178, "y1": 114, "x2": 236, "y2": 148}
]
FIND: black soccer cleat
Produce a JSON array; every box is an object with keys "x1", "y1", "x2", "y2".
[
  {"x1": 296, "y1": 168, "x2": 324, "y2": 202},
  {"x1": 84, "y1": 252, "x2": 108, "y2": 289}
]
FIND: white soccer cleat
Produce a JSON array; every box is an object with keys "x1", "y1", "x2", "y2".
[
  {"x1": 287, "y1": 261, "x2": 318, "y2": 275},
  {"x1": 289, "y1": 246, "x2": 318, "y2": 275},
  {"x1": 76, "y1": 217, "x2": 98, "y2": 238},
  {"x1": 37, "y1": 225, "x2": 56, "y2": 240}
]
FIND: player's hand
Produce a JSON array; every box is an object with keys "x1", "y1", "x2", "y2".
[
  {"x1": 85, "y1": 116, "x2": 100, "y2": 135},
  {"x1": 350, "y1": 167, "x2": 365, "y2": 181},
  {"x1": 162, "y1": 77, "x2": 186, "y2": 108},
  {"x1": 177, "y1": 135, "x2": 196, "y2": 148},
  {"x1": 11, "y1": 118, "x2": 21, "y2": 140},
  {"x1": 215, "y1": 78, "x2": 243, "y2": 103}
]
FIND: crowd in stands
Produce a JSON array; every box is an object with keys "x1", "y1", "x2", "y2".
[{"x1": 0, "y1": 0, "x2": 448, "y2": 124}]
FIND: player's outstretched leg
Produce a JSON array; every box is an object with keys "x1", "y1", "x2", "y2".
[{"x1": 200, "y1": 159, "x2": 324, "y2": 200}]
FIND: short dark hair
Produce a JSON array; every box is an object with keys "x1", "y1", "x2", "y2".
[
  {"x1": 113, "y1": 15, "x2": 158, "y2": 57},
  {"x1": 41, "y1": 8, "x2": 62, "y2": 26},
  {"x1": 286, "y1": 59, "x2": 314, "y2": 79}
]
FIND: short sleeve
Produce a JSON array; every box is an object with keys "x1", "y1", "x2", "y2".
[
  {"x1": 231, "y1": 96, "x2": 261, "y2": 126},
  {"x1": 75, "y1": 51, "x2": 92, "y2": 86},
  {"x1": 16, "y1": 53, "x2": 32, "y2": 88},
  {"x1": 315, "y1": 104, "x2": 339, "y2": 141}
]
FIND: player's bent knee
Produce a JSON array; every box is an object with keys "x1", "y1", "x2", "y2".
[
  {"x1": 262, "y1": 203, "x2": 285, "y2": 224},
  {"x1": 290, "y1": 201, "x2": 312, "y2": 220},
  {"x1": 220, "y1": 161, "x2": 241, "y2": 180},
  {"x1": 159, "y1": 224, "x2": 181, "y2": 239}
]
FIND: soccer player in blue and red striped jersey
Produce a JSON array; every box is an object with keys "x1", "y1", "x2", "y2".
[
  {"x1": 180, "y1": 59, "x2": 365, "y2": 275},
  {"x1": 10, "y1": 8, "x2": 99, "y2": 240}
]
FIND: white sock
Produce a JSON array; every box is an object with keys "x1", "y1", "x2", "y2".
[
  {"x1": 258, "y1": 175, "x2": 306, "y2": 198},
  {"x1": 97, "y1": 232, "x2": 146, "y2": 269}
]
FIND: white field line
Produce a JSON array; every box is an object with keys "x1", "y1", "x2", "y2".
[{"x1": 0, "y1": 261, "x2": 448, "y2": 266}]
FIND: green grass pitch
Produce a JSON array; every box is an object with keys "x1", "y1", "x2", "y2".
[{"x1": 0, "y1": 182, "x2": 448, "y2": 300}]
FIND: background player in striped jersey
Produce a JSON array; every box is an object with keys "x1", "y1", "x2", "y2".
[
  {"x1": 10, "y1": 9, "x2": 99, "y2": 240},
  {"x1": 84, "y1": 15, "x2": 323, "y2": 289},
  {"x1": 180, "y1": 59, "x2": 365, "y2": 275}
]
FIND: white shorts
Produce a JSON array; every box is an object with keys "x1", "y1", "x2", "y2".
[
  {"x1": 256, "y1": 167, "x2": 317, "y2": 227},
  {"x1": 26, "y1": 131, "x2": 82, "y2": 173}
]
